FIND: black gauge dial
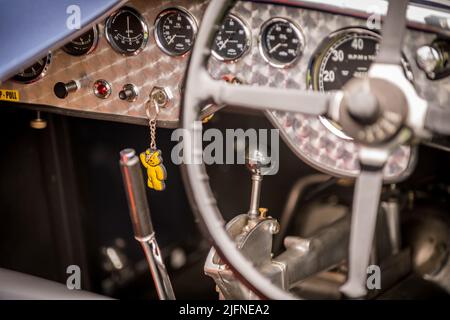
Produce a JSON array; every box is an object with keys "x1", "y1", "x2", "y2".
[
  {"x1": 212, "y1": 14, "x2": 250, "y2": 62},
  {"x1": 155, "y1": 8, "x2": 197, "y2": 56},
  {"x1": 105, "y1": 7, "x2": 149, "y2": 56},
  {"x1": 260, "y1": 18, "x2": 304, "y2": 68},
  {"x1": 311, "y1": 32, "x2": 380, "y2": 92},
  {"x1": 63, "y1": 26, "x2": 99, "y2": 56},
  {"x1": 308, "y1": 28, "x2": 413, "y2": 139},
  {"x1": 12, "y1": 53, "x2": 52, "y2": 84}
]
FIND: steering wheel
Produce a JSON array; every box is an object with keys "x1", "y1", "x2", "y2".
[{"x1": 182, "y1": 0, "x2": 450, "y2": 299}]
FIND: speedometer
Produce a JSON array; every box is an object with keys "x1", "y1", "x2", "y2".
[
  {"x1": 154, "y1": 7, "x2": 197, "y2": 56},
  {"x1": 105, "y1": 7, "x2": 149, "y2": 56}
]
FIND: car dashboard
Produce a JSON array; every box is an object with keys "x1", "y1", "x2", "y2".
[{"x1": 1, "y1": 0, "x2": 450, "y2": 179}]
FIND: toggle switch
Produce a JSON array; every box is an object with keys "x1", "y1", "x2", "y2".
[
  {"x1": 119, "y1": 84, "x2": 139, "y2": 102},
  {"x1": 54, "y1": 80, "x2": 79, "y2": 99}
]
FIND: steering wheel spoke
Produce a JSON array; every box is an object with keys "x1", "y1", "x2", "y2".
[
  {"x1": 211, "y1": 80, "x2": 339, "y2": 115},
  {"x1": 377, "y1": 0, "x2": 409, "y2": 65}
]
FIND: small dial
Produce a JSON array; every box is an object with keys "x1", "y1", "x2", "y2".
[
  {"x1": 12, "y1": 53, "x2": 52, "y2": 84},
  {"x1": 105, "y1": 7, "x2": 149, "y2": 56},
  {"x1": 63, "y1": 25, "x2": 99, "y2": 56},
  {"x1": 212, "y1": 14, "x2": 251, "y2": 62},
  {"x1": 155, "y1": 8, "x2": 197, "y2": 56},
  {"x1": 259, "y1": 18, "x2": 304, "y2": 68}
]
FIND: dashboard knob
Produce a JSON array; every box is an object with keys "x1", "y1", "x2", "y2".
[
  {"x1": 416, "y1": 41, "x2": 450, "y2": 79},
  {"x1": 416, "y1": 45, "x2": 442, "y2": 74},
  {"x1": 53, "y1": 80, "x2": 78, "y2": 99},
  {"x1": 119, "y1": 84, "x2": 139, "y2": 102}
]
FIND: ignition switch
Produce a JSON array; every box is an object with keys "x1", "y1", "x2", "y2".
[{"x1": 150, "y1": 86, "x2": 173, "y2": 109}]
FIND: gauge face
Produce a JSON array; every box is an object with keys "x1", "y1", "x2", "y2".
[
  {"x1": 154, "y1": 8, "x2": 197, "y2": 56},
  {"x1": 259, "y1": 18, "x2": 304, "y2": 68},
  {"x1": 308, "y1": 28, "x2": 412, "y2": 140},
  {"x1": 63, "y1": 26, "x2": 99, "y2": 56},
  {"x1": 105, "y1": 7, "x2": 149, "y2": 56},
  {"x1": 212, "y1": 14, "x2": 250, "y2": 62},
  {"x1": 12, "y1": 53, "x2": 52, "y2": 84},
  {"x1": 311, "y1": 31, "x2": 380, "y2": 92}
]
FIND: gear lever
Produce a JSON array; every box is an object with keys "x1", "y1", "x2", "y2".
[
  {"x1": 245, "y1": 144, "x2": 277, "y2": 220},
  {"x1": 119, "y1": 148, "x2": 175, "y2": 300}
]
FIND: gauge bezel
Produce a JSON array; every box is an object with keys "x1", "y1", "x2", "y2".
[
  {"x1": 307, "y1": 27, "x2": 414, "y2": 141},
  {"x1": 154, "y1": 7, "x2": 198, "y2": 57},
  {"x1": 258, "y1": 17, "x2": 305, "y2": 69},
  {"x1": 105, "y1": 6, "x2": 149, "y2": 56},
  {"x1": 63, "y1": 25, "x2": 99, "y2": 56},
  {"x1": 211, "y1": 13, "x2": 252, "y2": 63},
  {"x1": 12, "y1": 52, "x2": 52, "y2": 84}
]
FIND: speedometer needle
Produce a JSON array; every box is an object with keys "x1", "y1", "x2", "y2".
[
  {"x1": 219, "y1": 38, "x2": 230, "y2": 50},
  {"x1": 269, "y1": 42, "x2": 282, "y2": 53},
  {"x1": 168, "y1": 35, "x2": 177, "y2": 44}
]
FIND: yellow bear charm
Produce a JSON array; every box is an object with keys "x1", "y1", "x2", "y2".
[{"x1": 140, "y1": 149, "x2": 167, "y2": 191}]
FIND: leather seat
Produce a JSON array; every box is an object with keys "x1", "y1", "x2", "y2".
[{"x1": 0, "y1": 268, "x2": 111, "y2": 300}]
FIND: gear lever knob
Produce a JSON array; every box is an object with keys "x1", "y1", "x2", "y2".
[{"x1": 245, "y1": 146, "x2": 275, "y2": 176}]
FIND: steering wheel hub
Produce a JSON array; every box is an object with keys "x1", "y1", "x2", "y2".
[{"x1": 339, "y1": 78, "x2": 408, "y2": 145}]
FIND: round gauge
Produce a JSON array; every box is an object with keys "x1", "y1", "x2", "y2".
[
  {"x1": 259, "y1": 18, "x2": 305, "y2": 68},
  {"x1": 63, "y1": 25, "x2": 99, "y2": 56},
  {"x1": 105, "y1": 7, "x2": 149, "y2": 56},
  {"x1": 154, "y1": 7, "x2": 197, "y2": 56},
  {"x1": 308, "y1": 28, "x2": 413, "y2": 139},
  {"x1": 12, "y1": 53, "x2": 52, "y2": 84},
  {"x1": 212, "y1": 14, "x2": 251, "y2": 62},
  {"x1": 309, "y1": 29, "x2": 381, "y2": 92}
]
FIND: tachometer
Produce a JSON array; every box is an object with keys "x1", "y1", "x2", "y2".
[
  {"x1": 63, "y1": 25, "x2": 99, "y2": 56},
  {"x1": 154, "y1": 7, "x2": 197, "y2": 56},
  {"x1": 105, "y1": 7, "x2": 149, "y2": 56},
  {"x1": 259, "y1": 18, "x2": 305, "y2": 68},
  {"x1": 12, "y1": 53, "x2": 52, "y2": 84},
  {"x1": 308, "y1": 28, "x2": 412, "y2": 139},
  {"x1": 212, "y1": 14, "x2": 251, "y2": 62},
  {"x1": 309, "y1": 29, "x2": 380, "y2": 92}
]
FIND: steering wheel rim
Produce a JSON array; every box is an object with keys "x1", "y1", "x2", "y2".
[{"x1": 181, "y1": 0, "x2": 412, "y2": 299}]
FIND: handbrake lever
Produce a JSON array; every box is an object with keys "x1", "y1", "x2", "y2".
[{"x1": 119, "y1": 148, "x2": 176, "y2": 300}]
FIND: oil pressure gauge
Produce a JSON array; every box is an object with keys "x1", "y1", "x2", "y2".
[
  {"x1": 212, "y1": 14, "x2": 251, "y2": 62},
  {"x1": 154, "y1": 7, "x2": 197, "y2": 56},
  {"x1": 105, "y1": 7, "x2": 149, "y2": 56},
  {"x1": 259, "y1": 18, "x2": 305, "y2": 68}
]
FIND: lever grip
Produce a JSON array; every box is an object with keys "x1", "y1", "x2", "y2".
[{"x1": 119, "y1": 148, "x2": 154, "y2": 239}]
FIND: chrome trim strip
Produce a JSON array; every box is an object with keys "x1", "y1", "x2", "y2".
[{"x1": 252, "y1": 0, "x2": 450, "y2": 36}]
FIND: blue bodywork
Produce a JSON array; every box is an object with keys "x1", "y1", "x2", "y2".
[{"x1": 0, "y1": 0, "x2": 123, "y2": 82}]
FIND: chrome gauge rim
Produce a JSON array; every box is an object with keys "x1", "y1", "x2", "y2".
[
  {"x1": 154, "y1": 7, "x2": 198, "y2": 57},
  {"x1": 12, "y1": 52, "x2": 52, "y2": 84},
  {"x1": 258, "y1": 17, "x2": 305, "y2": 69},
  {"x1": 62, "y1": 25, "x2": 99, "y2": 56},
  {"x1": 105, "y1": 6, "x2": 149, "y2": 56},
  {"x1": 211, "y1": 13, "x2": 251, "y2": 63}
]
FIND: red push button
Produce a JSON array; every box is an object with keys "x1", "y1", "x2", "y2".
[{"x1": 93, "y1": 79, "x2": 112, "y2": 99}]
